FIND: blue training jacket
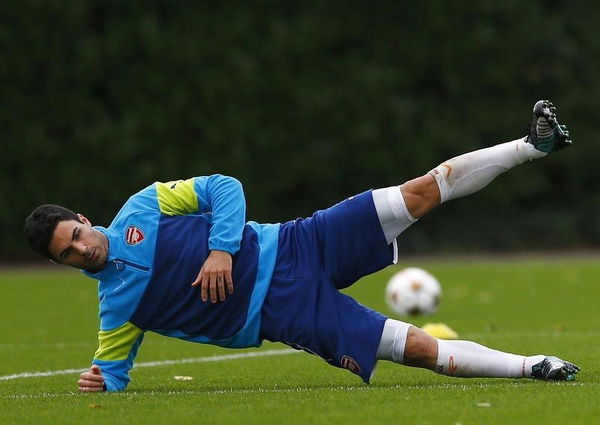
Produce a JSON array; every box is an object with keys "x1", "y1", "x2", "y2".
[{"x1": 82, "y1": 174, "x2": 280, "y2": 391}]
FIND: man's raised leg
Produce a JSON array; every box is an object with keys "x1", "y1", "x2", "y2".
[{"x1": 373, "y1": 100, "x2": 573, "y2": 244}]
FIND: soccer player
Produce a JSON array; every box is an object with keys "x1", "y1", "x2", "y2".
[{"x1": 24, "y1": 100, "x2": 579, "y2": 392}]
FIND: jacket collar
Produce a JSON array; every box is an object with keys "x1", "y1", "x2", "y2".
[{"x1": 81, "y1": 226, "x2": 120, "y2": 280}]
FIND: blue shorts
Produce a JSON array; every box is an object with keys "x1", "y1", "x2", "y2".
[{"x1": 260, "y1": 190, "x2": 395, "y2": 383}]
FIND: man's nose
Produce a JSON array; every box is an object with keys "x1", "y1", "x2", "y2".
[{"x1": 74, "y1": 242, "x2": 88, "y2": 255}]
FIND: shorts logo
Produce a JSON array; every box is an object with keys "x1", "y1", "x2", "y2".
[
  {"x1": 341, "y1": 355, "x2": 361, "y2": 374},
  {"x1": 125, "y1": 226, "x2": 145, "y2": 245}
]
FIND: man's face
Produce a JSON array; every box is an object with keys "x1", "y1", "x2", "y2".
[{"x1": 48, "y1": 215, "x2": 109, "y2": 271}]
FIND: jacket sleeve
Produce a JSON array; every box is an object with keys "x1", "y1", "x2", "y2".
[
  {"x1": 154, "y1": 174, "x2": 246, "y2": 255},
  {"x1": 92, "y1": 321, "x2": 145, "y2": 392}
]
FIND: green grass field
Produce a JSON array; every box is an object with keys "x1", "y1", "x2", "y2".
[{"x1": 1, "y1": 257, "x2": 599, "y2": 424}]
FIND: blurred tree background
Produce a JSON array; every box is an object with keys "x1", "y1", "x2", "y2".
[{"x1": 1, "y1": 0, "x2": 599, "y2": 260}]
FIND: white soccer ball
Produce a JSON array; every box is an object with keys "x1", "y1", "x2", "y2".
[{"x1": 385, "y1": 267, "x2": 442, "y2": 316}]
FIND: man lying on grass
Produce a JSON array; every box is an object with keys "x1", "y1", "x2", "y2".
[{"x1": 25, "y1": 100, "x2": 579, "y2": 392}]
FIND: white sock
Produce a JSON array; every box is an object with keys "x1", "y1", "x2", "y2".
[
  {"x1": 429, "y1": 137, "x2": 546, "y2": 203},
  {"x1": 436, "y1": 339, "x2": 545, "y2": 378},
  {"x1": 376, "y1": 319, "x2": 411, "y2": 363},
  {"x1": 372, "y1": 187, "x2": 418, "y2": 244}
]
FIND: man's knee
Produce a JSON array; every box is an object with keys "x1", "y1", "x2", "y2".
[
  {"x1": 400, "y1": 174, "x2": 441, "y2": 218},
  {"x1": 403, "y1": 326, "x2": 438, "y2": 369}
]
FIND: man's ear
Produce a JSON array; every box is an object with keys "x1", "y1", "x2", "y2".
[{"x1": 77, "y1": 214, "x2": 92, "y2": 226}]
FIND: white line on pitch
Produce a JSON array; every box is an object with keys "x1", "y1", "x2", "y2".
[{"x1": 0, "y1": 348, "x2": 299, "y2": 382}]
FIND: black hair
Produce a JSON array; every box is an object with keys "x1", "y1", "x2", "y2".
[{"x1": 24, "y1": 204, "x2": 81, "y2": 260}]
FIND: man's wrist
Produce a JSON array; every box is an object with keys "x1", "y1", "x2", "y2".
[{"x1": 209, "y1": 249, "x2": 233, "y2": 256}]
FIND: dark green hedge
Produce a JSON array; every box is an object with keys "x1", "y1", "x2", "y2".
[{"x1": 2, "y1": 1, "x2": 599, "y2": 259}]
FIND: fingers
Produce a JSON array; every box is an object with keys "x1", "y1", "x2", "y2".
[
  {"x1": 226, "y1": 270, "x2": 234, "y2": 295},
  {"x1": 210, "y1": 273, "x2": 218, "y2": 303},
  {"x1": 191, "y1": 267, "x2": 211, "y2": 302},
  {"x1": 78, "y1": 385, "x2": 104, "y2": 393},
  {"x1": 200, "y1": 273, "x2": 208, "y2": 302},
  {"x1": 191, "y1": 269, "x2": 202, "y2": 287},
  {"x1": 198, "y1": 272, "x2": 231, "y2": 303},
  {"x1": 217, "y1": 275, "x2": 225, "y2": 301},
  {"x1": 191, "y1": 268, "x2": 210, "y2": 302},
  {"x1": 78, "y1": 366, "x2": 105, "y2": 392},
  {"x1": 80, "y1": 372, "x2": 104, "y2": 382},
  {"x1": 197, "y1": 271, "x2": 214, "y2": 303},
  {"x1": 194, "y1": 251, "x2": 234, "y2": 303},
  {"x1": 78, "y1": 378, "x2": 104, "y2": 387}
]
